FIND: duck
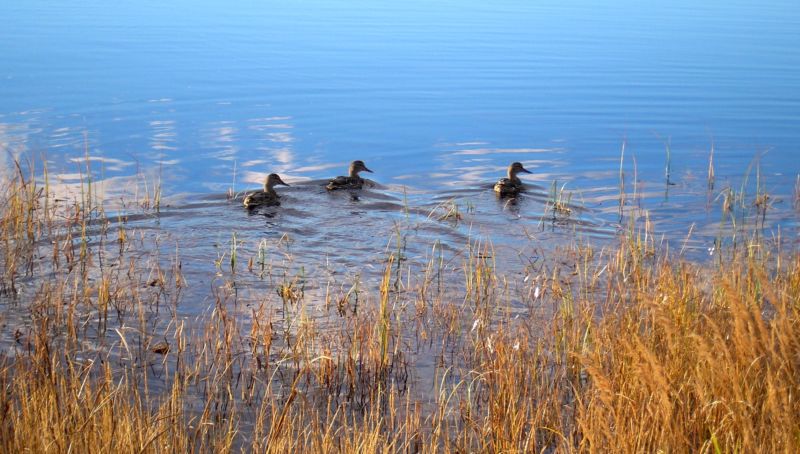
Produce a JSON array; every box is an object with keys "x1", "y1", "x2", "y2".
[
  {"x1": 494, "y1": 162, "x2": 532, "y2": 196},
  {"x1": 326, "y1": 160, "x2": 373, "y2": 190},
  {"x1": 243, "y1": 173, "x2": 290, "y2": 208}
]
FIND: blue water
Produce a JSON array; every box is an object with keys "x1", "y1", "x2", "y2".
[
  {"x1": 1, "y1": 0, "x2": 799, "y2": 256},
  {"x1": 3, "y1": 1, "x2": 800, "y2": 441}
]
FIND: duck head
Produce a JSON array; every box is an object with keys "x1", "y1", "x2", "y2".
[
  {"x1": 348, "y1": 160, "x2": 373, "y2": 178},
  {"x1": 508, "y1": 162, "x2": 532, "y2": 184},
  {"x1": 264, "y1": 173, "x2": 290, "y2": 193}
]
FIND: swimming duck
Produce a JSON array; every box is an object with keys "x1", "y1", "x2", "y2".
[
  {"x1": 494, "y1": 162, "x2": 532, "y2": 196},
  {"x1": 243, "y1": 173, "x2": 289, "y2": 208},
  {"x1": 326, "y1": 160, "x2": 373, "y2": 190}
]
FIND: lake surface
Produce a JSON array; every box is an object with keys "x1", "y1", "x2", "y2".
[
  {"x1": 1, "y1": 3, "x2": 799, "y2": 446},
  {"x1": 1, "y1": 0, "x2": 799, "y2": 275}
]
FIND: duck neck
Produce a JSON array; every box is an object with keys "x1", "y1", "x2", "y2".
[
  {"x1": 348, "y1": 168, "x2": 361, "y2": 179},
  {"x1": 508, "y1": 170, "x2": 522, "y2": 185},
  {"x1": 263, "y1": 183, "x2": 278, "y2": 196}
]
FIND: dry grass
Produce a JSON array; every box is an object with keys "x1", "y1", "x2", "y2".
[
  {"x1": 794, "y1": 174, "x2": 799, "y2": 210},
  {"x1": 1, "y1": 158, "x2": 798, "y2": 453}
]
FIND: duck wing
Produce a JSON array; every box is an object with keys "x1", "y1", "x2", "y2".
[
  {"x1": 326, "y1": 176, "x2": 363, "y2": 190},
  {"x1": 243, "y1": 191, "x2": 280, "y2": 208},
  {"x1": 493, "y1": 178, "x2": 522, "y2": 196}
]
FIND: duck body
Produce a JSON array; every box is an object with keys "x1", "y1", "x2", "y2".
[
  {"x1": 494, "y1": 162, "x2": 532, "y2": 197},
  {"x1": 243, "y1": 191, "x2": 280, "y2": 208},
  {"x1": 326, "y1": 175, "x2": 365, "y2": 190},
  {"x1": 243, "y1": 173, "x2": 289, "y2": 208},
  {"x1": 326, "y1": 160, "x2": 373, "y2": 191},
  {"x1": 493, "y1": 178, "x2": 523, "y2": 196}
]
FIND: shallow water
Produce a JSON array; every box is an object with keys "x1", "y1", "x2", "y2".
[
  {"x1": 1, "y1": 5, "x2": 799, "y2": 444},
  {"x1": 1, "y1": 0, "x2": 799, "y2": 299}
]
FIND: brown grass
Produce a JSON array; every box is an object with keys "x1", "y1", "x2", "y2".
[{"x1": 0, "y1": 158, "x2": 798, "y2": 453}]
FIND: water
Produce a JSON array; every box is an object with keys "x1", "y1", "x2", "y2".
[
  {"x1": 1, "y1": 0, "x2": 799, "y2": 282},
  {"x1": 1, "y1": 3, "x2": 799, "y2": 444}
]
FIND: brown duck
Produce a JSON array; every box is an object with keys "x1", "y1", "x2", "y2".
[
  {"x1": 243, "y1": 173, "x2": 290, "y2": 208},
  {"x1": 326, "y1": 160, "x2": 373, "y2": 190},
  {"x1": 494, "y1": 162, "x2": 532, "y2": 196}
]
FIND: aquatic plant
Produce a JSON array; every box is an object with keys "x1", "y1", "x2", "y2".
[{"x1": 0, "y1": 156, "x2": 798, "y2": 453}]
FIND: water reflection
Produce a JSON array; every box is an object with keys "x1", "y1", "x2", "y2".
[
  {"x1": 2, "y1": 108, "x2": 797, "y2": 267},
  {"x1": 0, "y1": 93, "x2": 797, "y2": 276},
  {"x1": 149, "y1": 120, "x2": 178, "y2": 152},
  {"x1": 203, "y1": 121, "x2": 239, "y2": 161},
  {"x1": 68, "y1": 155, "x2": 133, "y2": 173}
]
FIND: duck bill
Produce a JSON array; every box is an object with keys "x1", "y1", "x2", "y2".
[
  {"x1": 520, "y1": 167, "x2": 532, "y2": 174},
  {"x1": 363, "y1": 166, "x2": 373, "y2": 173},
  {"x1": 278, "y1": 178, "x2": 290, "y2": 186}
]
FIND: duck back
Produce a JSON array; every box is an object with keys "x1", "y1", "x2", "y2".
[
  {"x1": 326, "y1": 176, "x2": 364, "y2": 190},
  {"x1": 494, "y1": 178, "x2": 523, "y2": 196},
  {"x1": 243, "y1": 191, "x2": 280, "y2": 208}
]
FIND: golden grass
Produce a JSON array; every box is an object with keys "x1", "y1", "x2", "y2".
[{"x1": 0, "y1": 158, "x2": 798, "y2": 453}]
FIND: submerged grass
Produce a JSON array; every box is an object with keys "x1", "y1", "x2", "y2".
[
  {"x1": 547, "y1": 180, "x2": 573, "y2": 220},
  {"x1": 0, "y1": 157, "x2": 799, "y2": 453},
  {"x1": 795, "y1": 173, "x2": 800, "y2": 210}
]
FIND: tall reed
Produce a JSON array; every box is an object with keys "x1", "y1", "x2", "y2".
[{"x1": 0, "y1": 156, "x2": 797, "y2": 453}]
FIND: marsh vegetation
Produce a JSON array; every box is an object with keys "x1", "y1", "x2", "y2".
[{"x1": 0, "y1": 154, "x2": 798, "y2": 453}]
